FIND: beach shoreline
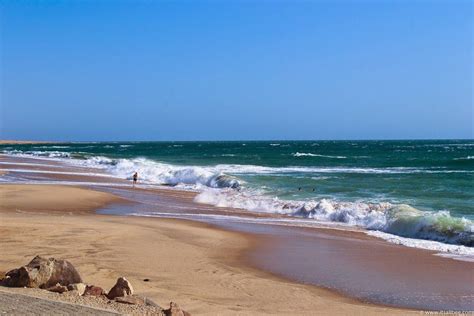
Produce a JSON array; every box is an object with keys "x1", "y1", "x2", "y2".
[
  {"x1": 0, "y1": 183, "x2": 414, "y2": 315},
  {"x1": 0, "y1": 154, "x2": 473, "y2": 312}
]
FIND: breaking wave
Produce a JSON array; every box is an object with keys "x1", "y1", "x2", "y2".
[
  {"x1": 194, "y1": 189, "x2": 474, "y2": 247},
  {"x1": 72, "y1": 156, "x2": 242, "y2": 189},
  {"x1": 3, "y1": 150, "x2": 71, "y2": 158}
]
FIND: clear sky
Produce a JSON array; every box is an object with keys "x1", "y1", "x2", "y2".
[{"x1": 0, "y1": 0, "x2": 472, "y2": 141}]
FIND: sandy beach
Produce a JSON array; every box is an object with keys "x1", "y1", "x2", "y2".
[{"x1": 0, "y1": 183, "x2": 416, "y2": 315}]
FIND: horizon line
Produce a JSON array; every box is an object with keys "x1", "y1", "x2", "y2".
[{"x1": 1, "y1": 138, "x2": 473, "y2": 144}]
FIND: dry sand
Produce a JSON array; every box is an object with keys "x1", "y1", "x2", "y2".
[{"x1": 0, "y1": 184, "x2": 414, "y2": 315}]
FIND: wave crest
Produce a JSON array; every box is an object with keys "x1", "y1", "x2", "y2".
[
  {"x1": 194, "y1": 189, "x2": 473, "y2": 247},
  {"x1": 3, "y1": 150, "x2": 71, "y2": 158},
  {"x1": 73, "y1": 156, "x2": 242, "y2": 189},
  {"x1": 293, "y1": 152, "x2": 347, "y2": 159}
]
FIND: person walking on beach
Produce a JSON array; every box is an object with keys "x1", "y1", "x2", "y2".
[{"x1": 132, "y1": 172, "x2": 138, "y2": 187}]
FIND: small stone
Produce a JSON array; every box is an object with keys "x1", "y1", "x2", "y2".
[
  {"x1": 107, "y1": 277, "x2": 134, "y2": 299},
  {"x1": 83, "y1": 285, "x2": 105, "y2": 296},
  {"x1": 67, "y1": 283, "x2": 86, "y2": 296},
  {"x1": 115, "y1": 296, "x2": 145, "y2": 305},
  {"x1": 143, "y1": 278, "x2": 150, "y2": 282},
  {"x1": 47, "y1": 283, "x2": 68, "y2": 293}
]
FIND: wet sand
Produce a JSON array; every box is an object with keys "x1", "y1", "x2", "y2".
[{"x1": 232, "y1": 223, "x2": 474, "y2": 311}]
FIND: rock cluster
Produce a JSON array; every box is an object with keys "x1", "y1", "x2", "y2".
[{"x1": 1, "y1": 256, "x2": 191, "y2": 315}]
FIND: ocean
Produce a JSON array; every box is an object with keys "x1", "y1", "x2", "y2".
[{"x1": 1, "y1": 139, "x2": 473, "y2": 250}]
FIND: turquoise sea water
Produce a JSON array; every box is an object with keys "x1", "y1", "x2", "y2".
[{"x1": 2, "y1": 140, "x2": 473, "y2": 247}]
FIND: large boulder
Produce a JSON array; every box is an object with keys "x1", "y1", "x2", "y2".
[
  {"x1": 1, "y1": 256, "x2": 82, "y2": 288},
  {"x1": 107, "y1": 277, "x2": 134, "y2": 299},
  {"x1": 164, "y1": 302, "x2": 191, "y2": 316}
]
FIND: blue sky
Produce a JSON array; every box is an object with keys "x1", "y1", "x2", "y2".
[{"x1": 0, "y1": 0, "x2": 472, "y2": 141}]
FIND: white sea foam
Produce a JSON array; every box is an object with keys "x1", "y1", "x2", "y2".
[
  {"x1": 293, "y1": 152, "x2": 347, "y2": 159},
  {"x1": 420, "y1": 143, "x2": 474, "y2": 148},
  {"x1": 194, "y1": 188, "x2": 390, "y2": 225},
  {"x1": 366, "y1": 230, "x2": 474, "y2": 258},
  {"x1": 454, "y1": 156, "x2": 474, "y2": 160},
  {"x1": 311, "y1": 176, "x2": 331, "y2": 180},
  {"x1": 3, "y1": 150, "x2": 71, "y2": 158},
  {"x1": 33, "y1": 146, "x2": 71, "y2": 149}
]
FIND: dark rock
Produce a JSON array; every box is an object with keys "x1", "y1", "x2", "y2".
[
  {"x1": 83, "y1": 285, "x2": 105, "y2": 296},
  {"x1": 143, "y1": 278, "x2": 150, "y2": 282},
  {"x1": 1, "y1": 256, "x2": 82, "y2": 288},
  {"x1": 107, "y1": 277, "x2": 134, "y2": 299},
  {"x1": 47, "y1": 283, "x2": 68, "y2": 293},
  {"x1": 164, "y1": 302, "x2": 191, "y2": 316}
]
